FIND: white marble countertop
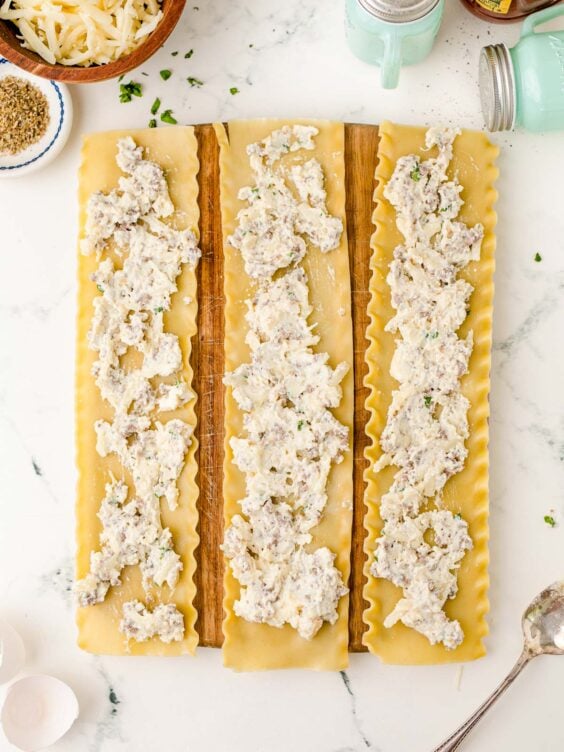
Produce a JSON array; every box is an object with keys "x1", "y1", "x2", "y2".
[{"x1": 1, "y1": 2, "x2": 563, "y2": 751}]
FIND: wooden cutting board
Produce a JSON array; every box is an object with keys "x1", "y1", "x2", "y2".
[{"x1": 192, "y1": 123, "x2": 379, "y2": 652}]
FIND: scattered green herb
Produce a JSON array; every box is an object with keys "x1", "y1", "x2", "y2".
[
  {"x1": 454, "y1": 513, "x2": 462, "y2": 520},
  {"x1": 297, "y1": 420, "x2": 304, "y2": 430},
  {"x1": 148, "y1": 118, "x2": 157, "y2": 128},
  {"x1": 118, "y1": 74, "x2": 124, "y2": 82},
  {"x1": 424, "y1": 395, "x2": 432, "y2": 408},
  {"x1": 184, "y1": 49, "x2": 194, "y2": 58},
  {"x1": 171, "y1": 51, "x2": 178, "y2": 56},
  {"x1": 187, "y1": 76, "x2": 203, "y2": 87},
  {"x1": 154, "y1": 306, "x2": 163, "y2": 313},
  {"x1": 426, "y1": 330, "x2": 439, "y2": 339},
  {"x1": 160, "y1": 109, "x2": 177, "y2": 124},
  {"x1": 119, "y1": 81, "x2": 142, "y2": 103},
  {"x1": 96, "y1": 284, "x2": 104, "y2": 294},
  {"x1": 410, "y1": 163, "x2": 421, "y2": 182},
  {"x1": 150, "y1": 97, "x2": 161, "y2": 115},
  {"x1": 230, "y1": 86, "x2": 240, "y2": 95},
  {"x1": 544, "y1": 515, "x2": 556, "y2": 527},
  {"x1": 534, "y1": 252, "x2": 542, "y2": 262},
  {"x1": 160, "y1": 69, "x2": 172, "y2": 81}
]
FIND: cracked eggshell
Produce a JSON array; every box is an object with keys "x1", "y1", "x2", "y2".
[
  {"x1": 1, "y1": 675, "x2": 79, "y2": 752},
  {"x1": 0, "y1": 621, "x2": 25, "y2": 685}
]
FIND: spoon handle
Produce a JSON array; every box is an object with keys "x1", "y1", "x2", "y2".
[{"x1": 432, "y1": 650, "x2": 532, "y2": 752}]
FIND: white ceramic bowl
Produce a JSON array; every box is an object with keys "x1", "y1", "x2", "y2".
[{"x1": 0, "y1": 58, "x2": 72, "y2": 178}]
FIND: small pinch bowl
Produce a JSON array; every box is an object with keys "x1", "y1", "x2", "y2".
[{"x1": 0, "y1": 0, "x2": 186, "y2": 83}]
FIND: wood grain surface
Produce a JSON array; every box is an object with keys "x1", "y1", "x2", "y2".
[
  {"x1": 191, "y1": 123, "x2": 379, "y2": 652},
  {"x1": 0, "y1": 0, "x2": 185, "y2": 83}
]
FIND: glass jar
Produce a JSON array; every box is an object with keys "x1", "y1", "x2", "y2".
[
  {"x1": 345, "y1": 0, "x2": 445, "y2": 88},
  {"x1": 479, "y1": 5, "x2": 564, "y2": 130},
  {"x1": 460, "y1": 0, "x2": 562, "y2": 22}
]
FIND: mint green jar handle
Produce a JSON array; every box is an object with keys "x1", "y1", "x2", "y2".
[
  {"x1": 345, "y1": 0, "x2": 445, "y2": 90},
  {"x1": 521, "y1": 4, "x2": 564, "y2": 35},
  {"x1": 382, "y1": 33, "x2": 401, "y2": 88}
]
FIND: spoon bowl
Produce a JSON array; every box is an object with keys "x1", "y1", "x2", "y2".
[{"x1": 522, "y1": 580, "x2": 564, "y2": 656}]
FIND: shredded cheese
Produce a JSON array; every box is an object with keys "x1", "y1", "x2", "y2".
[{"x1": 0, "y1": 0, "x2": 163, "y2": 66}]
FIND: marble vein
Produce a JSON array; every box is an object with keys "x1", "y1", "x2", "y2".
[
  {"x1": 0, "y1": 407, "x2": 61, "y2": 506},
  {"x1": 89, "y1": 660, "x2": 123, "y2": 752},
  {"x1": 339, "y1": 671, "x2": 377, "y2": 751},
  {"x1": 494, "y1": 278, "x2": 563, "y2": 359}
]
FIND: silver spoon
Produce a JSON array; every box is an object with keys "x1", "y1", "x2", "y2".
[{"x1": 433, "y1": 580, "x2": 564, "y2": 752}]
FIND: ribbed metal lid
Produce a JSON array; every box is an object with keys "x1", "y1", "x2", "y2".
[
  {"x1": 358, "y1": 0, "x2": 439, "y2": 23},
  {"x1": 479, "y1": 44, "x2": 516, "y2": 132}
]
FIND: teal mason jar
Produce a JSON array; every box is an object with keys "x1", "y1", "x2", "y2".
[
  {"x1": 480, "y1": 5, "x2": 564, "y2": 132},
  {"x1": 345, "y1": 0, "x2": 445, "y2": 89}
]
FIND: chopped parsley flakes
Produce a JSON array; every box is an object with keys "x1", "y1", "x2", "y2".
[
  {"x1": 230, "y1": 86, "x2": 240, "y2": 95},
  {"x1": 544, "y1": 515, "x2": 556, "y2": 527},
  {"x1": 160, "y1": 109, "x2": 177, "y2": 124},
  {"x1": 119, "y1": 81, "x2": 142, "y2": 103},
  {"x1": 534, "y1": 252, "x2": 542, "y2": 262},
  {"x1": 160, "y1": 69, "x2": 172, "y2": 81},
  {"x1": 187, "y1": 77, "x2": 203, "y2": 87}
]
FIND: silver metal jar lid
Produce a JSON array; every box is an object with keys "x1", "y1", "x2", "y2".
[
  {"x1": 358, "y1": 0, "x2": 440, "y2": 23},
  {"x1": 479, "y1": 44, "x2": 516, "y2": 132}
]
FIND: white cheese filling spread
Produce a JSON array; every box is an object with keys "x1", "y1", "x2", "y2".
[
  {"x1": 75, "y1": 137, "x2": 200, "y2": 644},
  {"x1": 222, "y1": 126, "x2": 349, "y2": 640},
  {"x1": 370, "y1": 127, "x2": 483, "y2": 650},
  {"x1": 120, "y1": 600, "x2": 184, "y2": 644}
]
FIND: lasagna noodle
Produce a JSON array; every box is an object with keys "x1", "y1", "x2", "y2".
[
  {"x1": 363, "y1": 121, "x2": 498, "y2": 663},
  {"x1": 75, "y1": 128, "x2": 200, "y2": 655},
  {"x1": 215, "y1": 119, "x2": 354, "y2": 670}
]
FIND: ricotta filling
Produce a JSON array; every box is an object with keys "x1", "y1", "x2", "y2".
[
  {"x1": 75, "y1": 137, "x2": 200, "y2": 644},
  {"x1": 222, "y1": 126, "x2": 349, "y2": 640},
  {"x1": 229, "y1": 125, "x2": 343, "y2": 279},
  {"x1": 120, "y1": 600, "x2": 185, "y2": 644},
  {"x1": 370, "y1": 127, "x2": 483, "y2": 650}
]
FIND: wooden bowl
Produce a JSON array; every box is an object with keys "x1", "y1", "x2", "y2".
[{"x1": 0, "y1": 0, "x2": 186, "y2": 83}]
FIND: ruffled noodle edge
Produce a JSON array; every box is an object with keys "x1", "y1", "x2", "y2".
[
  {"x1": 215, "y1": 120, "x2": 353, "y2": 670},
  {"x1": 362, "y1": 121, "x2": 498, "y2": 664},
  {"x1": 75, "y1": 128, "x2": 200, "y2": 656}
]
